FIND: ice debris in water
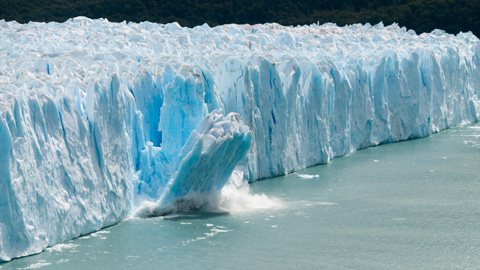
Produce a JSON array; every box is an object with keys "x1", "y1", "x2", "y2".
[
  {"x1": 1, "y1": 17, "x2": 480, "y2": 261},
  {"x1": 296, "y1": 174, "x2": 320, "y2": 179}
]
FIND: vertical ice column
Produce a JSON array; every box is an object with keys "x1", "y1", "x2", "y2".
[
  {"x1": 158, "y1": 67, "x2": 207, "y2": 168},
  {"x1": 0, "y1": 111, "x2": 27, "y2": 262}
]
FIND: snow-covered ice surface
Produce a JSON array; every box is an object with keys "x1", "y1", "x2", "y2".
[{"x1": 1, "y1": 17, "x2": 480, "y2": 261}]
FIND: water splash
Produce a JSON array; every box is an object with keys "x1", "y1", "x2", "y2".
[
  {"x1": 134, "y1": 170, "x2": 282, "y2": 217},
  {"x1": 217, "y1": 180, "x2": 283, "y2": 213}
]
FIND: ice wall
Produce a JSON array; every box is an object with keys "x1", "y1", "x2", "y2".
[{"x1": 1, "y1": 17, "x2": 480, "y2": 261}]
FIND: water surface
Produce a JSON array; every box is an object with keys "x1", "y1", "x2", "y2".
[{"x1": 2, "y1": 123, "x2": 480, "y2": 270}]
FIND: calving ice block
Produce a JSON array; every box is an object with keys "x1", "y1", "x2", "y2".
[{"x1": 0, "y1": 17, "x2": 479, "y2": 261}]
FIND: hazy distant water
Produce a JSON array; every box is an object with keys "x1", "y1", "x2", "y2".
[{"x1": 2, "y1": 123, "x2": 480, "y2": 270}]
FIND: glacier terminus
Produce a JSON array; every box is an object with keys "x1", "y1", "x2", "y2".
[{"x1": 1, "y1": 17, "x2": 480, "y2": 261}]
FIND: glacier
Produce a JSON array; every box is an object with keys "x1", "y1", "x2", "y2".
[{"x1": 1, "y1": 17, "x2": 480, "y2": 261}]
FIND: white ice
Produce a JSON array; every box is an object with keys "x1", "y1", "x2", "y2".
[{"x1": 297, "y1": 174, "x2": 320, "y2": 179}]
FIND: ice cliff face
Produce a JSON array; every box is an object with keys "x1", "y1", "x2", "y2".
[{"x1": 1, "y1": 17, "x2": 480, "y2": 261}]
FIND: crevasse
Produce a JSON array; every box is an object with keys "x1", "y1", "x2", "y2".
[{"x1": 0, "y1": 17, "x2": 479, "y2": 261}]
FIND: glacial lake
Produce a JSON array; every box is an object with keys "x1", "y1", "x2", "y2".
[{"x1": 2, "y1": 122, "x2": 480, "y2": 270}]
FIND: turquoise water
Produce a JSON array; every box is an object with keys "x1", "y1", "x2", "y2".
[{"x1": 2, "y1": 123, "x2": 480, "y2": 270}]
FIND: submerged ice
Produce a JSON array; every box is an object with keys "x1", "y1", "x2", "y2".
[{"x1": 1, "y1": 17, "x2": 480, "y2": 261}]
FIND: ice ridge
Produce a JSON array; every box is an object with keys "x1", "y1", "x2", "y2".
[{"x1": 1, "y1": 17, "x2": 480, "y2": 261}]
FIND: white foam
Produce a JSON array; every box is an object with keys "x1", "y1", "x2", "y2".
[
  {"x1": 56, "y1": 259, "x2": 70, "y2": 264},
  {"x1": 90, "y1": 230, "x2": 110, "y2": 237},
  {"x1": 182, "y1": 225, "x2": 232, "y2": 245},
  {"x1": 217, "y1": 180, "x2": 283, "y2": 213},
  {"x1": 134, "y1": 171, "x2": 283, "y2": 216},
  {"x1": 47, "y1": 243, "x2": 78, "y2": 253},
  {"x1": 135, "y1": 190, "x2": 223, "y2": 216},
  {"x1": 22, "y1": 261, "x2": 52, "y2": 269}
]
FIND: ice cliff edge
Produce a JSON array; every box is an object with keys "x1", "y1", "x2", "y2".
[{"x1": 1, "y1": 17, "x2": 480, "y2": 261}]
